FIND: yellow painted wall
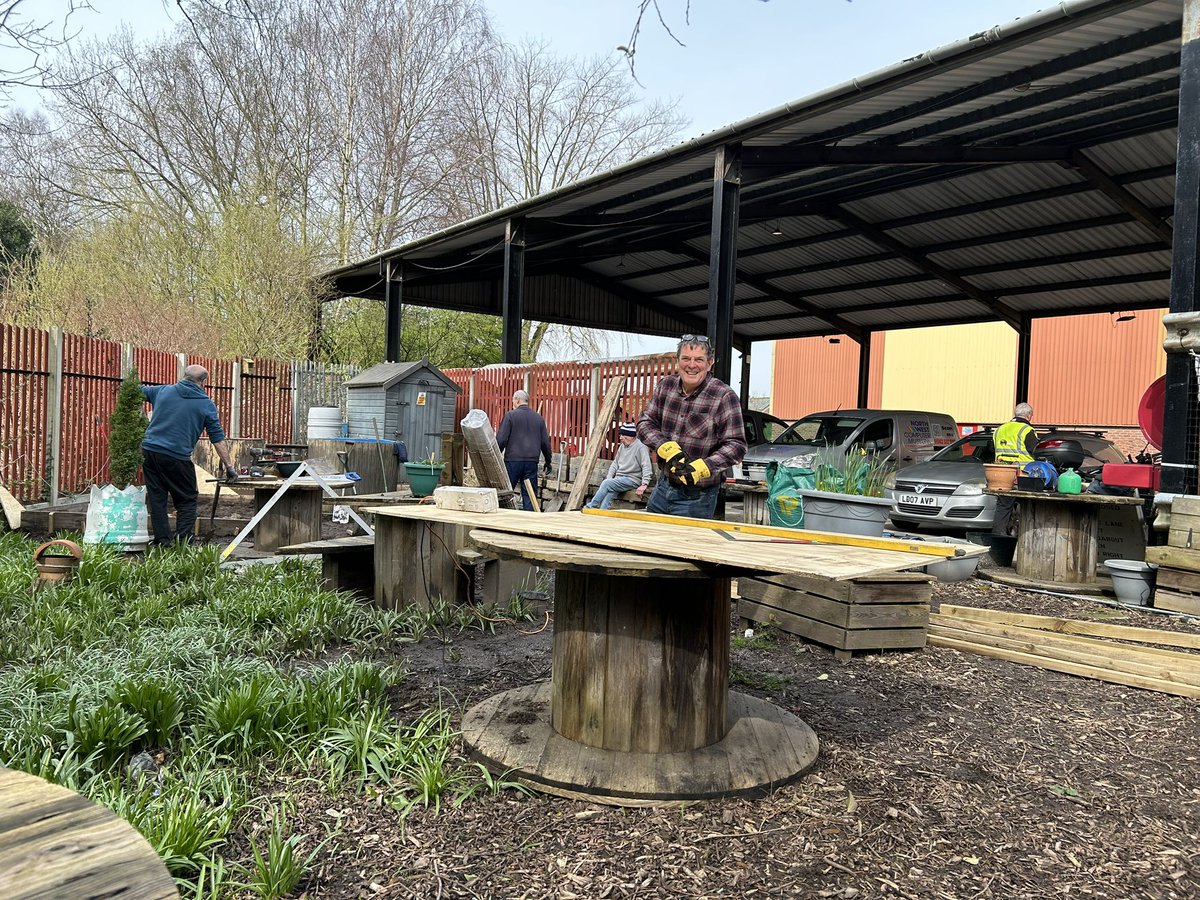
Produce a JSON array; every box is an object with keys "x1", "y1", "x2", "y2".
[{"x1": 880, "y1": 323, "x2": 1017, "y2": 423}]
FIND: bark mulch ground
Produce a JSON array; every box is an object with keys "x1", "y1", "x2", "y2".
[{"x1": 261, "y1": 579, "x2": 1199, "y2": 900}]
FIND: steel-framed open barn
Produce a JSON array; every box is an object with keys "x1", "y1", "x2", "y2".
[{"x1": 325, "y1": 0, "x2": 1200, "y2": 492}]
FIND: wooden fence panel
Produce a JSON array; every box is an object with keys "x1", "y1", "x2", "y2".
[
  {"x1": 238, "y1": 359, "x2": 290, "y2": 443},
  {"x1": 133, "y1": 347, "x2": 178, "y2": 386},
  {"x1": 443, "y1": 367, "x2": 472, "y2": 426},
  {"x1": 530, "y1": 361, "x2": 593, "y2": 456},
  {"x1": 59, "y1": 333, "x2": 122, "y2": 493},
  {"x1": 0, "y1": 324, "x2": 50, "y2": 503},
  {"x1": 473, "y1": 366, "x2": 526, "y2": 432}
]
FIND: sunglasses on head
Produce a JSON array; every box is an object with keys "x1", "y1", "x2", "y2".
[{"x1": 679, "y1": 334, "x2": 711, "y2": 344}]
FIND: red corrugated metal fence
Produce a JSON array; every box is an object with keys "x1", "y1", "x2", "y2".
[{"x1": 0, "y1": 324, "x2": 49, "y2": 502}]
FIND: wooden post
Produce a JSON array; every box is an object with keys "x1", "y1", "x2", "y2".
[
  {"x1": 230, "y1": 361, "x2": 242, "y2": 439},
  {"x1": 252, "y1": 486, "x2": 322, "y2": 552},
  {"x1": 565, "y1": 376, "x2": 625, "y2": 511},
  {"x1": 45, "y1": 327, "x2": 63, "y2": 505},
  {"x1": 373, "y1": 515, "x2": 467, "y2": 609},
  {"x1": 552, "y1": 569, "x2": 730, "y2": 753}
]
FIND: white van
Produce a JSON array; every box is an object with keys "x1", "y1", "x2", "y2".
[{"x1": 740, "y1": 408, "x2": 959, "y2": 481}]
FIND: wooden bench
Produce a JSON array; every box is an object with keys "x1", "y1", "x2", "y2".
[
  {"x1": 738, "y1": 571, "x2": 934, "y2": 661},
  {"x1": 277, "y1": 535, "x2": 375, "y2": 599}
]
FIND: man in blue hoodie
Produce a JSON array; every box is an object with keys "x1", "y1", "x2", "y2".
[{"x1": 141, "y1": 364, "x2": 238, "y2": 546}]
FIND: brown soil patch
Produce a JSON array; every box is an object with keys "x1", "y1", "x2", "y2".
[{"x1": 264, "y1": 579, "x2": 1198, "y2": 899}]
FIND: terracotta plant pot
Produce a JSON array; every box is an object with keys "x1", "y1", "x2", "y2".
[{"x1": 983, "y1": 463, "x2": 1018, "y2": 491}]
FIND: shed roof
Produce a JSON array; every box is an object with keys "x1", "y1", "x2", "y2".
[
  {"x1": 325, "y1": 0, "x2": 1183, "y2": 346},
  {"x1": 344, "y1": 360, "x2": 463, "y2": 393}
]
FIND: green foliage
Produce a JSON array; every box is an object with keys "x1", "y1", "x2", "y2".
[
  {"x1": 812, "y1": 445, "x2": 894, "y2": 498},
  {"x1": 240, "y1": 807, "x2": 321, "y2": 899},
  {"x1": 0, "y1": 535, "x2": 525, "y2": 895},
  {"x1": 0, "y1": 199, "x2": 37, "y2": 288},
  {"x1": 109, "y1": 365, "x2": 148, "y2": 487}
]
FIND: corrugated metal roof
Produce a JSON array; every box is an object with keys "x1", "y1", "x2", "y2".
[{"x1": 326, "y1": 0, "x2": 1184, "y2": 347}]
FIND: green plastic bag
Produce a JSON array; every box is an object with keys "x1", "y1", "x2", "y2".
[{"x1": 765, "y1": 460, "x2": 814, "y2": 529}]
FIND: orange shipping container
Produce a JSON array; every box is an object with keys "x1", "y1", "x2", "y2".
[
  {"x1": 772, "y1": 311, "x2": 1166, "y2": 427},
  {"x1": 770, "y1": 336, "x2": 884, "y2": 418}
]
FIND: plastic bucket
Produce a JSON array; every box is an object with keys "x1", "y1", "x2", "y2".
[
  {"x1": 888, "y1": 532, "x2": 980, "y2": 582},
  {"x1": 307, "y1": 406, "x2": 344, "y2": 441},
  {"x1": 1104, "y1": 559, "x2": 1157, "y2": 605},
  {"x1": 799, "y1": 489, "x2": 892, "y2": 537}
]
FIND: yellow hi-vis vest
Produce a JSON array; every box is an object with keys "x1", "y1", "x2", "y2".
[{"x1": 994, "y1": 420, "x2": 1035, "y2": 464}]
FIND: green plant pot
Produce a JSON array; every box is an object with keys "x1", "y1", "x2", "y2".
[{"x1": 403, "y1": 462, "x2": 445, "y2": 497}]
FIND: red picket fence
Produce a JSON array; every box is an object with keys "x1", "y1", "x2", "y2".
[
  {"x1": 0, "y1": 324, "x2": 50, "y2": 502},
  {"x1": 0, "y1": 326, "x2": 306, "y2": 503},
  {"x1": 0, "y1": 323, "x2": 676, "y2": 504},
  {"x1": 442, "y1": 354, "x2": 676, "y2": 460}
]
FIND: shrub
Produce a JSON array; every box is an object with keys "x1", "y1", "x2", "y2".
[{"x1": 109, "y1": 366, "x2": 148, "y2": 488}]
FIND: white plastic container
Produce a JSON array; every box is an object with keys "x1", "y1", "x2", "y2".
[
  {"x1": 307, "y1": 406, "x2": 343, "y2": 441},
  {"x1": 1104, "y1": 559, "x2": 1158, "y2": 605}
]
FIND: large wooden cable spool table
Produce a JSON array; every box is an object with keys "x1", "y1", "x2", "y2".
[
  {"x1": 461, "y1": 529, "x2": 819, "y2": 804},
  {"x1": 0, "y1": 766, "x2": 177, "y2": 899},
  {"x1": 984, "y1": 489, "x2": 1145, "y2": 585}
]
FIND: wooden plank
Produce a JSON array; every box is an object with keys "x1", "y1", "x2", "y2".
[
  {"x1": 758, "y1": 570, "x2": 933, "y2": 604},
  {"x1": 1154, "y1": 588, "x2": 1200, "y2": 616},
  {"x1": 1170, "y1": 496, "x2": 1200, "y2": 518},
  {"x1": 929, "y1": 613, "x2": 1200, "y2": 671},
  {"x1": 277, "y1": 535, "x2": 375, "y2": 554},
  {"x1": 929, "y1": 622, "x2": 1200, "y2": 686},
  {"x1": 469, "y1": 529, "x2": 702, "y2": 577},
  {"x1": 940, "y1": 604, "x2": 1200, "y2": 650},
  {"x1": 1146, "y1": 545, "x2": 1200, "y2": 573},
  {"x1": 368, "y1": 505, "x2": 938, "y2": 581},
  {"x1": 0, "y1": 481, "x2": 24, "y2": 530},
  {"x1": 1155, "y1": 566, "x2": 1200, "y2": 594},
  {"x1": 739, "y1": 597, "x2": 927, "y2": 651},
  {"x1": 584, "y1": 507, "x2": 966, "y2": 559},
  {"x1": 565, "y1": 376, "x2": 625, "y2": 511},
  {"x1": 928, "y1": 634, "x2": 1200, "y2": 699},
  {"x1": 739, "y1": 578, "x2": 929, "y2": 630}
]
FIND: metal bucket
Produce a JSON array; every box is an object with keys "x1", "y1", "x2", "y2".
[{"x1": 34, "y1": 539, "x2": 84, "y2": 585}]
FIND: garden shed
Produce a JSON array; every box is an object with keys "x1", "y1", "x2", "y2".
[{"x1": 344, "y1": 360, "x2": 461, "y2": 462}]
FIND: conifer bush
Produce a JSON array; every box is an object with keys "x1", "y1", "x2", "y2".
[{"x1": 109, "y1": 367, "x2": 147, "y2": 488}]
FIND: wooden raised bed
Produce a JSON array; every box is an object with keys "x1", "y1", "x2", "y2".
[{"x1": 738, "y1": 571, "x2": 933, "y2": 660}]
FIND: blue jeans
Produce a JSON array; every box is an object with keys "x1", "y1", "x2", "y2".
[
  {"x1": 585, "y1": 475, "x2": 640, "y2": 510},
  {"x1": 505, "y1": 459, "x2": 541, "y2": 511},
  {"x1": 645, "y1": 478, "x2": 720, "y2": 519}
]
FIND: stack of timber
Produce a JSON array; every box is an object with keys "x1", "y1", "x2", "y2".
[
  {"x1": 737, "y1": 571, "x2": 934, "y2": 660},
  {"x1": 929, "y1": 604, "x2": 1200, "y2": 698},
  {"x1": 1145, "y1": 495, "x2": 1200, "y2": 616}
]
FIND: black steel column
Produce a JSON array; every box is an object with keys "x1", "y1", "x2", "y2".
[
  {"x1": 1014, "y1": 315, "x2": 1032, "y2": 403},
  {"x1": 384, "y1": 259, "x2": 402, "y2": 363},
  {"x1": 739, "y1": 346, "x2": 752, "y2": 407},
  {"x1": 856, "y1": 331, "x2": 872, "y2": 408},
  {"x1": 1162, "y1": 0, "x2": 1200, "y2": 495},
  {"x1": 502, "y1": 218, "x2": 525, "y2": 364},
  {"x1": 707, "y1": 144, "x2": 741, "y2": 384}
]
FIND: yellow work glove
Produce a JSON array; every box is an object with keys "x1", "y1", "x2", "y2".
[
  {"x1": 656, "y1": 440, "x2": 688, "y2": 469},
  {"x1": 676, "y1": 457, "x2": 711, "y2": 487}
]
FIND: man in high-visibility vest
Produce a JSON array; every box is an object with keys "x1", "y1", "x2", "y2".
[{"x1": 992, "y1": 402, "x2": 1038, "y2": 535}]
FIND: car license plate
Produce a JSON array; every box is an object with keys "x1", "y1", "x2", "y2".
[{"x1": 898, "y1": 493, "x2": 939, "y2": 507}]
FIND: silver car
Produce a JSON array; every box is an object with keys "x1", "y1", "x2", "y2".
[{"x1": 886, "y1": 430, "x2": 1125, "y2": 531}]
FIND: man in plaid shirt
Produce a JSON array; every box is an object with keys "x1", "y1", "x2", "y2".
[{"x1": 637, "y1": 335, "x2": 746, "y2": 519}]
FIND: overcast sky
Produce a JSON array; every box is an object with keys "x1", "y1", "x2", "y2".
[{"x1": 10, "y1": 0, "x2": 1048, "y2": 394}]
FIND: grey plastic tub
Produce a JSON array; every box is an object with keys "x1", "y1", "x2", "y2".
[{"x1": 1103, "y1": 559, "x2": 1157, "y2": 605}]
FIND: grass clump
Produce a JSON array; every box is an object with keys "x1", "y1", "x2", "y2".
[{"x1": 0, "y1": 536, "x2": 525, "y2": 896}]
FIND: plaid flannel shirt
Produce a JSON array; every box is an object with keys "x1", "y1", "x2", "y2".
[{"x1": 637, "y1": 374, "x2": 746, "y2": 489}]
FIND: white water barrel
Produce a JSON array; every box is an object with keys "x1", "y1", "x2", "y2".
[{"x1": 307, "y1": 406, "x2": 344, "y2": 441}]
